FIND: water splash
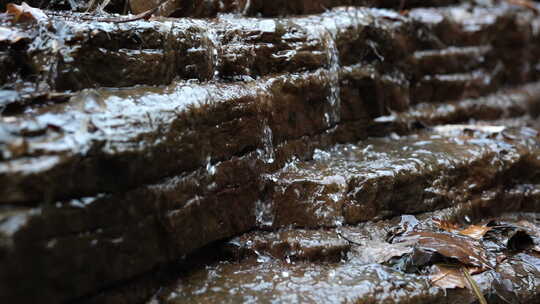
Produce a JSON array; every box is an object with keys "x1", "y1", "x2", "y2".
[
  {"x1": 322, "y1": 26, "x2": 341, "y2": 129},
  {"x1": 254, "y1": 199, "x2": 274, "y2": 228},
  {"x1": 257, "y1": 121, "x2": 275, "y2": 164},
  {"x1": 205, "y1": 156, "x2": 217, "y2": 176}
]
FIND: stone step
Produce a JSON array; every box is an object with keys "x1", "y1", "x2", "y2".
[
  {"x1": 148, "y1": 0, "x2": 463, "y2": 17},
  {"x1": 1, "y1": 4, "x2": 538, "y2": 107},
  {"x1": 264, "y1": 125, "x2": 540, "y2": 228},
  {"x1": 369, "y1": 82, "x2": 540, "y2": 136},
  {"x1": 1, "y1": 1, "x2": 540, "y2": 303},
  {"x1": 412, "y1": 46, "x2": 494, "y2": 75},
  {"x1": 2, "y1": 120, "x2": 540, "y2": 303},
  {"x1": 153, "y1": 211, "x2": 540, "y2": 304},
  {"x1": 0, "y1": 0, "x2": 126, "y2": 13},
  {"x1": 411, "y1": 67, "x2": 504, "y2": 104},
  {"x1": 1, "y1": 0, "x2": 463, "y2": 17},
  {"x1": 1, "y1": 70, "x2": 539, "y2": 207},
  {"x1": 0, "y1": 66, "x2": 371, "y2": 205}
]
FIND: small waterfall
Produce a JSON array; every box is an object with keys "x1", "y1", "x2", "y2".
[
  {"x1": 258, "y1": 120, "x2": 276, "y2": 165},
  {"x1": 205, "y1": 22, "x2": 222, "y2": 80},
  {"x1": 254, "y1": 199, "x2": 275, "y2": 229},
  {"x1": 324, "y1": 28, "x2": 342, "y2": 129}
]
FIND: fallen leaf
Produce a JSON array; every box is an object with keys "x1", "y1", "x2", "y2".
[
  {"x1": 407, "y1": 231, "x2": 493, "y2": 270},
  {"x1": 430, "y1": 264, "x2": 488, "y2": 304},
  {"x1": 6, "y1": 2, "x2": 48, "y2": 23},
  {"x1": 430, "y1": 264, "x2": 483, "y2": 289},
  {"x1": 430, "y1": 264, "x2": 466, "y2": 289},
  {"x1": 433, "y1": 219, "x2": 492, "y2": 240},
  {"x1": 433, "y1": 218, "x2": 460, "y2": 233},
  {"x1": 459, "y1": 225, "x2": 492, "y2": 240},
  {"x1": 354, "y1": 240, "x2": 414, "y2": 264}
]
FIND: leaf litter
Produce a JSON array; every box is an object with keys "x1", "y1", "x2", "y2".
[
  {"x1": 382, "y1": 214, "x2": 540, "y2": 303},
  {"x1": 5, "y1": 2, "x2": 48, "y2": 23},
  {"x1": 407, "y1": 231, "x2": 493, "y2": 270},
  {"x1": 433, "y1": 218, "x2": 492, "y2": 240}
]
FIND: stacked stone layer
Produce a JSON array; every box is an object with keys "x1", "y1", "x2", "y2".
[{"x1": 2, "y1": 1, "x2": 540, "y2": 303}]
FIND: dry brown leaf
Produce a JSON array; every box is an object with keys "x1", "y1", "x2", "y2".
[
  {"x1": 6, "y1": 2, "x2": 48, "y2": 23},
  {"x1": 430, "y1": 264, "x2": 466, "y2": 289},
  {"x1": 433, "y1": 219, "x2": 491, "y2": 240},
  {"x1": 430, "y1": 264, "x2": 487, "y2": 304},
  {"x1": 430, "y1": 264, "x2": 483, "y2": 289},
  {"x1": 355, "y1": 240, "x2": 414, "y2": 264},
  {"x1": 433, "y1": 218, "x2": 460, "y2": 233},
  {"x1": 409, "y1": 231, "x2": 493, "y2": 270},
  {"x1": 459, "y1": 225, "x2": 492, "y2": 240}
]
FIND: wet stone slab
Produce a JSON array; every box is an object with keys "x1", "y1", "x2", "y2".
[
  {"x1": 1, "y1": 3, "x2": 539, "y2": 107},
  {"x1": 0, "y1": 2, "x2": 539, "y2": 208},
  {"x1": 158, "y1": 260, "x2": 443, "y2": 304},
  {"x1": 1, "y1": 0, "x2": 463, "y2": 16},
  {"x1": 2, "y1": 123, "x2": 540, "y2": 303},
  {"x1": 1, "y1": 73, "x2": 539, "y2": 207},
  {"x1": 265, "y1": 126, "x2": 540, "y2": 228},
  {"x1": 1, "y1": 1, "x2": 540, "y2": 303},
  {"x1": 0, "y1": 2, "x2": 537, "y2": 209},
  {"x1": 0, "y1": 68, "x2": 358, "y2": 205},
  {"x1": 152, "y1": 212, "x2": 540, "y2": 304}
]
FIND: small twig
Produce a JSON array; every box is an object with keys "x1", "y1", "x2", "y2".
[
  {"x1": 146, "y1": 112, "x2": 154, "y2": 129},
  {"x1": 461, "y1": 266, "x2": 488, "y2": 304},
  {"x1": 80, "y1": 7, "x2": 158, "y2": 23},
  {"x1": 337, "y1": 231, "x2": 363, "y2": 246}
]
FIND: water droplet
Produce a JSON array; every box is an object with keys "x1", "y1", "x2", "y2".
[
  {"x1": 255, "y1": 199, "x2": 274, "y2": 228},
  {"x1": 206, "y1": 156, "x2": 217, "y2": 175}
]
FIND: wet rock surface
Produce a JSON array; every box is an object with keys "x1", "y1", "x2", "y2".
[
  {"x1": 4, "y1": 125, "x2": 540, "y2": 304},
  {"x1": 0, "y1": 0, "x2": 463, "y2": 16},
  {"x1": 2, "y1": 1, "x2": 540, "y2": 303},
  {"x1": 2, "y1": 2, "x2": 540, "y2": 108},
  {"x1": 2, "y1": 2, "x2": 540, "y2": 205},
  {"x1": 153, "y1": 212, "x2": 540, "y2": 304}
]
